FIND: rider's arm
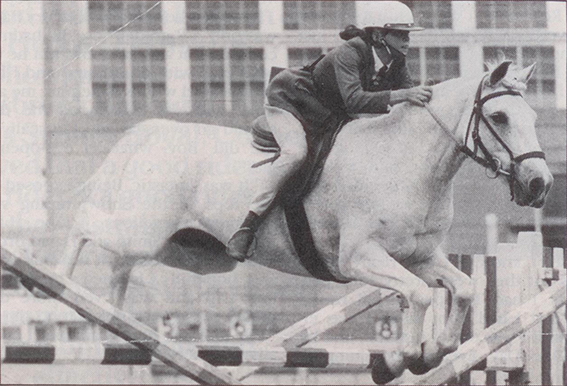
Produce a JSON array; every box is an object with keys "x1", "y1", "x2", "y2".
[
  {"x1": 389, "y1": 63, "x2": 432, "y2": 107},
  {"x1": 333, "y1": 44, "x2": 392, "y2": 114}
]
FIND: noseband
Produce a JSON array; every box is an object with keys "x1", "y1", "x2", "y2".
[{"x1": 425, "y1": 76, "x2": 546, "y2": 200}]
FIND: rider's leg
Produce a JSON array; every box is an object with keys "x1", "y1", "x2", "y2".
[{"x1": 226, "y1": 105, "x2": 308, "y2": 261}]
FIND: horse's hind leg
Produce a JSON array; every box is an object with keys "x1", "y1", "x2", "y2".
[
  {"x1": 109, "y1": 258, "x2": 136, "y2": 310},
  {"x1": 24, "y1": 217, "x2": 88, "y2": 298},
  {"x1": 56, "y1": 223, "x2": 89, "y2": 279},
  {"x1": 406, "y1": 248, "x2": 474, "y2": 373}
]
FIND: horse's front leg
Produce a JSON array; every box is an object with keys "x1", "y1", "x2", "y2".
[
  {"x1": 406, "y1": 247, "x2": 474, "y2": 373},
  {"x1": 339, "y1": 240, "x2": 432, "y2": 379}
]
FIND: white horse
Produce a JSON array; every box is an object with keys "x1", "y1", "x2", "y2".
[{"x1": 32, "y1": 59, "x2": 552, "y2": 382}]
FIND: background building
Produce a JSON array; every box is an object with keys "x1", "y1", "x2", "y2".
[{"x1": 2, "y1": 0, "x2": 566, "y2": 356}]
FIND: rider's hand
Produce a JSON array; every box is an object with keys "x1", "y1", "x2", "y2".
[
  {"x1": 389, "y1": 86, "x2": 433, "y2": 107},
  {"x1": 403, "y1": 86, "x2": 433, "y2": 106}
]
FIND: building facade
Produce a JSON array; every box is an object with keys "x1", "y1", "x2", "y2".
[
  {"x1": 41, "y1": 1, "x2": 565, "y2": 244},
  {"x1": 1, "y1": 1, "x2": 47, "y2": 232},
  {"x1": 2, "y1": 1, "x2": 566, "y2": 345}
]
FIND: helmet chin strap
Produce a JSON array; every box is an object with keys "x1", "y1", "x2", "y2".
[
  {"x1": 389, "y1": 45, "x2": 406, "y2": 59},
  {"x1": 377, "y1": 36, "x2": 406, "y2": 60},
  {"x1": 385, "y1": 39, "x2": 407, "y2": 58},
  {"x1": 377, "y1": 38, "x2": 392, "y2": 55}
]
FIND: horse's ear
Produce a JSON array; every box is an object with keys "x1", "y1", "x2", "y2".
[
  {"x1": 517, "y1": 63, "x2": 537, "y2": 85},
  {"x1": 496, "y1": 49, "x2": 507, "y2": 64},
  {"x1": 488, "y1": 60, "x2": 513, "y2": 86}
]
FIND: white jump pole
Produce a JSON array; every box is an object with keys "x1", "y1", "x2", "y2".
[
  {"x1": 0, "y1": 246, "x2": 240, "y2": 385},
  {"x1": 408, "y1": 277, "x2": 566, "y2": 385},
  {"x1": 231, "y1": 285, "x2": 396, "y2": 381}
]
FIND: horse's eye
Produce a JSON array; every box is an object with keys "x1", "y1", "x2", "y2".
[{"x1": 490, "y1": 112, "x2": 508, "y2": 125}]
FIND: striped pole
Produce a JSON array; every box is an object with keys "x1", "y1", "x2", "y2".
[
  {"x1": 2, "y1": 343, "x2": 153, "y2": 365},
  {"x1": 231, "y1": 285, "x2": 397, "y2": 380},
  {"x1": 407, "y1": 278, "x2": 566, "y2": 385},
  {"x1": 0, "y1": 246, "x2": 239, "y2": 385},
  {"x1": 1, "y1": 343, "x2": 394, "y2": 369}
]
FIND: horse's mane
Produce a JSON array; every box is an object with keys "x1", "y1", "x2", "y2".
[
  {"x1": 354, "y1": 75, "x2": 471, "y2": 131},
  {"x1": 357, "y1": 54, "x2": 530, "y2": 131}
]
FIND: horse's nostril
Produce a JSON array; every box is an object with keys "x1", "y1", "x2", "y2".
[{"x1": 529, "y1": 177, "x2": 545, "y2": 196}]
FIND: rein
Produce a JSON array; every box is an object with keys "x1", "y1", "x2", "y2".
[{"x1": 424, "y1": 76, "x2": 545, "y2": 200}]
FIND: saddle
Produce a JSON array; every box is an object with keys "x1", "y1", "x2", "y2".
[{"x1": 250, "y1": 114, "x2": 351, "y2": 283}]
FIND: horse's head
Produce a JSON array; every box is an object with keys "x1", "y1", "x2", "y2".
[{"x1": 466, "y1": 59, "x2": 553, "y2": 208}]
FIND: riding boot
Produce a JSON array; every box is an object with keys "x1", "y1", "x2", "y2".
[{"x1": 226, "y1": 211, "x2": 262, "y2": 262}]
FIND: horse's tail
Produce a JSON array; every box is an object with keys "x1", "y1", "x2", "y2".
[{"x1": 81, "y1": 121, "x2": 161, "y2": 212}]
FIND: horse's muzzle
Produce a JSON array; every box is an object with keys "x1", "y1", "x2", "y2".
[{"x1": 514, "y1": 172, "x2": 553, "y2": 208}]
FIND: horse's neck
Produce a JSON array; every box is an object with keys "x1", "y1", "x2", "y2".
[
  {"x1": 369, "y1": 77, "x2": 478, "y2": 193},
  {"x1": 418, "y1": 77, "x2": 478, "y2": 184}
]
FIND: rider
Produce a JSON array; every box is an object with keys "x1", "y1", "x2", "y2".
[{"x1": 226, "y1": 1, "x2": 432, "y2": 262}]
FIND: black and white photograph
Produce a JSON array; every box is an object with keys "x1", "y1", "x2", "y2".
[{"x1": 1, "y1": 1, "x2": 566, "y2": 384}]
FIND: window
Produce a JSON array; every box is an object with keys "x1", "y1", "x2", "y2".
[
  {"x1": 476, "y1": 1, "x2": 547, "y2": 29},
  {"x1": 190, "y1": 49, "x2": 225, "y2": 112},
  {"x1": 92, "y1": 49, "x2": 166, "y2": 113},
  {"x1": 403, "y1": 1, "x2": 452, "y2": 29},
  {"x1": 542, "y1": 173, "x2": 566, "y2": 248},
  {"x1": 35, "y1": 325, "x2": 54, "y2": 342},
  {"x1": 544, "y1": 174, "x2": 566, "y2": 219},
  {"x1": 406, "y1": 47, "x2": 421, "y2": 86},
  {"x1": 425, "y1": 47, "x2": 460, "y2": 84},
  {"x1": 132, "y1": 50, "x2": 166, "y2": 111},
  {"x1": 284, "y1": 1, "x2": 356, "y2": 30},
  {"x1": 2, "y1": 327, "x2": 22, "y2": 342},
  {"x1": 230, "y1": 49, "x2": 265, "y2": 111},
  {"x1": 89, "y1": 1, "x2": 161, "y2": 32},
  {"x1": 92, "y1": 50, "x2": 127, "y2": 113},
  {"x1": 288, "y1": 48, "x2": 325, "y2": 69},
  {"x1": 190, "y1": 48, "x2": 265, "y2": 112},
  {"x1": 67, "y1": 324, "x2": 91, "y2": 342},
  {"x1": 186, "y1": 1, "x2": 259, "y2": 30},
  {"x1": 523, "y1": 47, "x2": 555, "y2": 102},
  {"x1": 406, "y1": 47, "x2": 460, "y2": 85},
  {"x1": 484, "y1": 46, "x2": 555, "y2": 106}
]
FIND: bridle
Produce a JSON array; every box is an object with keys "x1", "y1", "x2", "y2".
[{"x1": 424, "y1": 75, "x2": 546, "y2": 200}]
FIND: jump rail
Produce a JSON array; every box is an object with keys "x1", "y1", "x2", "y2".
[
  {"x1": 408, "y1": 277, "x2": 567, "y2": 385},
  {"x1": 231, "y1": 285, "x2": 396, "y2": 380},
  {"x1": 0, "y1": 246, "x2": 239, "y2": 385},
  {"x1": 2, "y1": 232, "x2": 565, "y2": 386},
  {"x1": 1, "y1": 342, "x2": 393, "y2": 369}
]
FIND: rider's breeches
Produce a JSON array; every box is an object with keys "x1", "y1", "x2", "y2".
[{"x1": 249, "y1": 105, "x2": 308, "y2": 215}]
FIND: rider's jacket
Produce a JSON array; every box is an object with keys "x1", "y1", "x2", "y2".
[
  {"x1": 312, "y1": 36, "x2": 414, "y2": 114},
  {"x1": 265, "y1": 36, "x2": 414, "y2": 136}
]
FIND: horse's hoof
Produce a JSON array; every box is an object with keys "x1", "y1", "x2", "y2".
[
  {"x1": 408, "y1": 341, "x2": 442, "y2": 375},
  {"x1": 407, "y1": 355, "x2": 434, "y2": 375},
  {"x1": 371, "y1": 355, "x2": 397, "y2": 384}
]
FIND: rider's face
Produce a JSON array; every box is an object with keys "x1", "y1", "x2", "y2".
[{"x1": 383, "y1": 30, "x2": 410, "y2": 56}]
